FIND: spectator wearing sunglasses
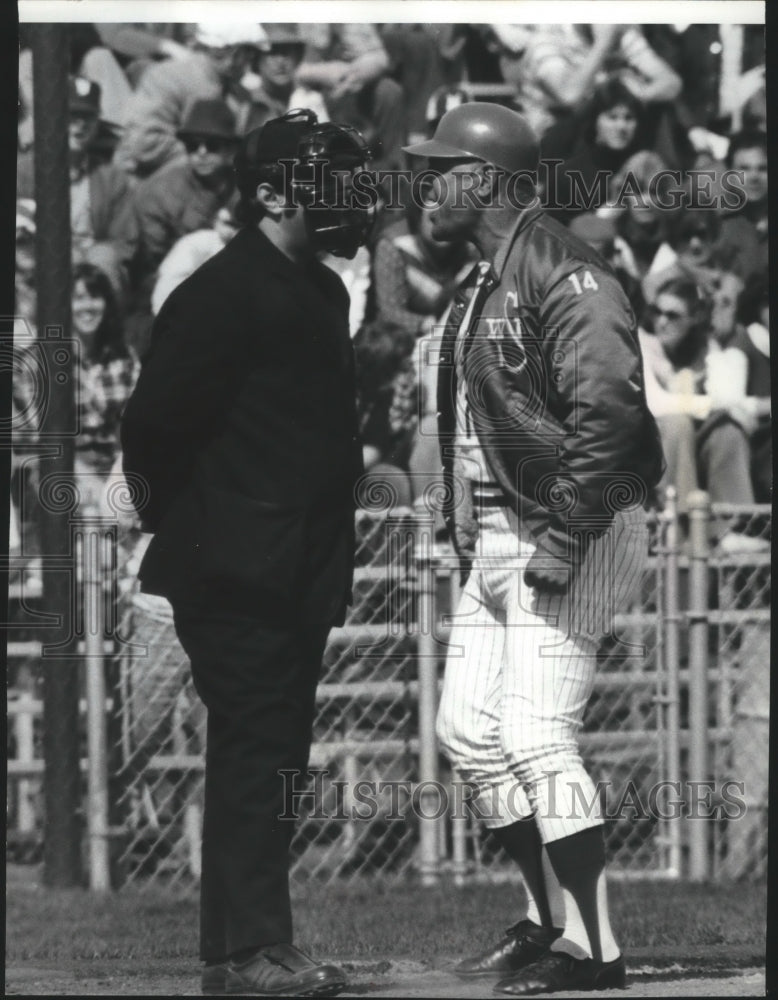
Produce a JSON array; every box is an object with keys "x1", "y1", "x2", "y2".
[
  {"x1": 130, "y1": 100, "x2": 238, "y2": 354},
  {"x1": 642, "y1": 207, "x2": 724, "y2": 304},
  {"x1": 638, "y1": 279, "x2": 763, "y2": 548},
  {"x1": 134, "y1": 100, "x2": 237, "y2": 278}
]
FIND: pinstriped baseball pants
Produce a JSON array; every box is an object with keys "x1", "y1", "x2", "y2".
[{"x1": 437, "y1": 505, "x2": 648, "y2": 843}]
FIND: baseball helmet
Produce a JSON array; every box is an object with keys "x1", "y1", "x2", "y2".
[{"x1": 404, "y1": 102, "x2": 540, "y2": 175}]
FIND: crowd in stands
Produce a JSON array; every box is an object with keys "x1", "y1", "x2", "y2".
[{"x1": 13, "y1": 21, "x2": 769, "y2": 559}]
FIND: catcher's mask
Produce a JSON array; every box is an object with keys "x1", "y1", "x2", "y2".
[{"x1": 289, "y1": 113, "x2": 374, "y2": 259}]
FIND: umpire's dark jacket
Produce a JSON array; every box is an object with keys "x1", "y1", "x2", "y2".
[{"x1": 121, "y1": 225, "x2": 362, "y2": 626}]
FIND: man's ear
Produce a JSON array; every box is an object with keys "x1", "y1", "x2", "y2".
[
  {"x1": 255, "y1": 182, "x2": 285, "y2": 219},
  {"x1": 479, "y1": 162, "x2": 503, "y2": 195}
]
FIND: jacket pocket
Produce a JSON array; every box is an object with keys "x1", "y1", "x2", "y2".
[{"x1": 197, "y1": 487, "x2": 305, "y2": 599}]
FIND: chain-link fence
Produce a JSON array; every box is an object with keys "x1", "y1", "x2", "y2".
[
  {"x1": 707, "y1": 503, "x2": 771, "y2": 881},
  {"x1": 6, "y1": 496, "x2": 771, "y2": 886}
]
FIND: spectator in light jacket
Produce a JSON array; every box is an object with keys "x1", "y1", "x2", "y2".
[
  {"x1": 152, "y1": 203, "x2": 239, "y2": 315},
  {"x1": 113, "y1": 23, "x2": 266, "y2": 177}
]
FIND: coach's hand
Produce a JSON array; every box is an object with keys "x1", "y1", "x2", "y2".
[
  {"x1": 524, "y1": 527, "x2": 585, "y2": 594},
  {"x1": 523, "y1": 548, "x2": 570, "y2": 593}
]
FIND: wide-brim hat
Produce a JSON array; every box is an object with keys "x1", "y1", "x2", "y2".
[
  {"x1": 194, "y1": 23, "x2": 269, "y2": 50},
  {"x1": 261, "y1": 23, "x2": 306, "y2": 53},
  {"x1": 178, "y1": 99, "x2": 238, "y2": 142}
]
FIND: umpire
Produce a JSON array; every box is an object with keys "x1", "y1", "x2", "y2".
[
  {"x1": 121, "y1": 110, "x2": 370, "y2": 997},
  {"x1": 405, "y1": 105, "x2": 664, "y2": 995}
]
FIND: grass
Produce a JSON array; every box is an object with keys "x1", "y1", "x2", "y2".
[{"x1": 6, "y1": 865, "x2": 767, "y2": 965}]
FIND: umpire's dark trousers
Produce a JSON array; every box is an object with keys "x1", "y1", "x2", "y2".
[{"x1": 172, "y1": 605, "x2": 329, "y2": 962}]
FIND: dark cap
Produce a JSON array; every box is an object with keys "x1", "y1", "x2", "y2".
[
  {"x1": 178, "y1": 99, "x2": 237, "y2": 141},
  {"x1": 262, "y1": 23, "x2": 306, "y2": 52},
  {"x1": 234, "y1": 108, "x2": 319, "y2": 174},
  {"x1": 69, "y1": 75, "x2": 101, "y2": 116}
]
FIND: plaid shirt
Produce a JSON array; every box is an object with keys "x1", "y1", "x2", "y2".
[{"x1": 14, "y1": 334, "x2": 140, "y2": 472}]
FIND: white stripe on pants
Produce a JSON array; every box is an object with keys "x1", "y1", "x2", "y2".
[{"x1": 436, "y1": 505, "x2": 648, "y2": 843}]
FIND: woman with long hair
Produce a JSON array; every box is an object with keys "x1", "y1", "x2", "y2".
[
  {"x1": 548, "y1": 78, "x2": 646, "y2": 223},
  {"x1": 69, "y1": 261, "x2": 140, "y2": 484}
]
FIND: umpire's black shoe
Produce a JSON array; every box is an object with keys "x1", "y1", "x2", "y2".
[
  {"x1": 494, "y1": 950, "x2": 627, "y2": 995},
  {"x1": 225, "y1": 944, "x2": 347, "y2": 996},
  {"x1": 454, "y1": 919, "x2": 562, "y2": 978},
  {"x1": 201, "y1": 962, "x2": 228, "y2": 995}
]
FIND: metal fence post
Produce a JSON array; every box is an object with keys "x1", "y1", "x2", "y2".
[
  {"x1": 80, "y1": 511, "x2": 112, "y2": 890},
  {"x1": 687, "y1": 490, "x2": 711, "y2": 880},
  {"x1": 15, "y1": 691, "x2": 37, "y2": 835},
  {"x1": 661, "y1": 487, "x2": 683, "y2": 877},
  {"x1": 415, "y1": 517, "x2": 440, "y2": 885},
  {"x1": 30, "y1": 21, "x2": 83, "y2": 889}
]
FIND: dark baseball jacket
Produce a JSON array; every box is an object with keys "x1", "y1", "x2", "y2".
[{"x1": 437, "y1": 206, "x2": 664, "y2": 575}]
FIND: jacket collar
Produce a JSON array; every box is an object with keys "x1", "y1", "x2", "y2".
[
  {"x1": 230, "y1": 224, "x2": 317, "y2": 279},
  {"x1": 491, "y1": 206, "x2": 545, "y2": 281}
]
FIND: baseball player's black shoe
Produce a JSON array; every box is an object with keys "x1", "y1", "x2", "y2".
[
  {"x1": 493, "y1": 950, "x2": 627, "y2": 995},
  {"x1": 201, "y1": 962, "x2": 228, "y2": 994},
  {"x1": 223, "y1": 944, "x2": 347, "y2": 996},
  {"x1": 453, "y1": 919, "x2": 562, "y2": 978}
]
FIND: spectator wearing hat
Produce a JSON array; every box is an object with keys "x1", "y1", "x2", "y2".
[
  {"x1": 134, "y1": 100, "x2": 238, "y2": 280},
  {"x1": 296, "y1": 24, "x2": 406, "y2": 171},
  {"x1": 241, "y1": 24, "x2": 328, "y2": 133},
  {"x1": 113, "y1": 23, "x2": 267, "y2": 177},
  {"x1": 17, "y1": 76, "x2": 139, "y2": 295},
  {"x1": 129, "y1": 99, "x2": 238, "y2": 354}
]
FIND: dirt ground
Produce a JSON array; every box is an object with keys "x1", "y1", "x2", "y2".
[{"x1": 5, "y1": 956, "x2": 765, "y2": 997}]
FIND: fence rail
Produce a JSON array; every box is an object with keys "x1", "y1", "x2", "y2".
[{"x1": 7, "y1": 493, "x2": 770, "y2": 886}]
